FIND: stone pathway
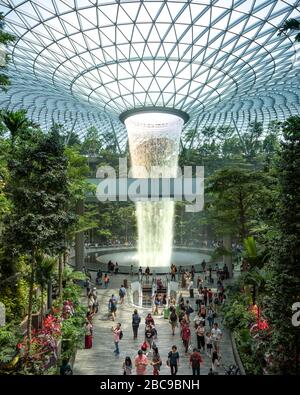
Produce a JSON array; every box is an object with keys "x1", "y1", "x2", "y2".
[{"x1": 73, "y1": 274, "x2": 236, "y2": 376}]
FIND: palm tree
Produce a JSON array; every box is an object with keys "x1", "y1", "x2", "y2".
[
  {"x1": 242, "y1": 267, "x2": 272, "y2": 305},
  {"x1": 0, "y1": 109, "x2": 30, "y2": 147},
  {"x1": 278, "y1": 19, "x2": 300, "y2": 42},
  {"x1": 243, "y1": 236, "x2": 268, "y2": 269}
]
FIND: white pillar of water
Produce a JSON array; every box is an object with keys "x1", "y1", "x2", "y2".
[{"x1": 124, "y1": 112, "x2": 184, "y2": 269}]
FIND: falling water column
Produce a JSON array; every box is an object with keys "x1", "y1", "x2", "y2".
[{"x1": 124, "y1": 111, "x2": 185, "y2": 269}]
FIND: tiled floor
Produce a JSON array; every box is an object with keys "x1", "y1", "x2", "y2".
[{"x1": 73, "y1": 274, "x2": 236, "y2": 375}]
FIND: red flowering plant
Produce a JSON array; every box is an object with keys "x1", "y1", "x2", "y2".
[{"x1": 42, "y1": 314, "x2": 61, "y2": 337}]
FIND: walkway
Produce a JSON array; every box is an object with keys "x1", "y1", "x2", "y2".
[{"x1": 73, "y1": 274, "x2": 236, "y2": 375}]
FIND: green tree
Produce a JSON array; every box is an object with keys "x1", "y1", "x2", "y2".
[
  {"x1": 206, "y1": 167, "x2": 268, "y2": 241},
  {"x1": 264, "y1": 116, "x2": 300, "y2": 375},
  {"x1": 3, "y1": 128, "x2": 74, "y2": 344},
  {"x1": 0, "y1": 110, "x2": 35, "y2": 148}
]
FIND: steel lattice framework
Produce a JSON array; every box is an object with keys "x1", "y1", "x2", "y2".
[{"x1": 0, "y1": 0, "x2": 299, "y2": 150}]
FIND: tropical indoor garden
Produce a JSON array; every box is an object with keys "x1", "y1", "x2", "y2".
[{"x1": 0, "y1": 0, "x2": 299, "y2": 377}]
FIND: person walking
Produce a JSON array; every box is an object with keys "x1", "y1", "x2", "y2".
[
  {"x1": 151, "y1": 345, "x2": 162, "y2": 375},
  {"x1": 112, "y1": 323, "x2": 122, "y2": 356},
  {"x1": 119, "y1": 284, "x2": 126, "y2": 304},
  {"x1": 206, "y1": 331, "x2": 213, "y2": 357},
  {"x1": 211, "y1": 323, "x2": 222, "y2": 354},
  {"x1": 91, "y1": 287, "x2": 99, "y2": 314},
  {"x1": 132, "y1": 309, "x2": 141, "y2": 339},
  {"x1": 104, "y1": 273, "x2": 110, "y2": 289},
  {"x1": 167, "y1": 345, "x2": 180, "y2": 375},
  {"x1": 109, "y1": 294, "x2": 118, "y2": 321},
  {"x1": 211, "y1": 348, "x2": 220, "y2": 374},
  {"x1": 169, "y1": 307, "x2": 178, "y2": 335},
  {"x1": 196, "y1": 322, "x2": 206, "y2": 352},
  {"x1": 145, "y1": 324, "x2": 155, "y2": 349},
  {"x1": 182, "y1": 322, "x2": 191, "y2": 354},
  {"x1": 135, "y1": 349, "x2": 148, "y2": 375},
  {"x1": 189, "y1": 348, "x2": 203, "y2": 375},
  {"x1": 185, "y1": 300, "x2": 194, "y2": 323},
  {"x1": 145, "y1": 313, "x2": 155, "y2": 326},
  {"x1": 85, "y1": 278, "x2": 92, "y2": 296},
  {"x1": 200, "y1": 303, "x2": 207, "y2": 321},
  {"x1": 123, "y1": 356, "x2": 132, "y2": 375},
  {"x1": 207, "y1": 305, "x2": 215, "y2": 329}
]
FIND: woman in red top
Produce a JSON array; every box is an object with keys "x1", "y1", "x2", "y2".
[{"x1": 181, "y1": 323, "x2": 191, "y2": 353}]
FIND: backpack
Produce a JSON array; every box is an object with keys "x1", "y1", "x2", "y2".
[
  {"x1": 119, "y1": 288, "x2": 125, "y2": 297},
  {"x1": 170, "y1": 311, "x2": 177, "y2": 322},
  {"x1": 132, "y1": 314, "x2": 141, "y2": 325},
  {"x1": 119, "y1": 330, "x2": 123, "y2": 340}
]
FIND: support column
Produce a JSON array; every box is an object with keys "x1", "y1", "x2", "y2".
[
  {"x1": 223, "y1": 234, "x2": 233, "y2": 278},
  {"x1": 75, "y1": 199, "x2": 85, "y2": 271}
]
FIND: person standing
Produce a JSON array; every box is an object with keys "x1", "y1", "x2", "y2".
[
  {"x1": 130, "y1": 265, "x2": 134, "y2": 277},
  {"x1": 119, "y1": 284, "x2": 126, "y2": 304},
  {"x1": 84, "y1": 320, "x2": 93, "y2": 349},
  {"x1": 123, "y1": 356, "x2": 132, "y2": 375},
  {"x1": 169, "y1": 307, "x2": 178, "y2": 335},
  {"x1": 200, "y1": 303, "x2": 207, "y2": 321},
  {"x1": 114, "y1": 262, "x2": 119, "y2": 274},
  {"x1": 151, "y1": 345, "x2": 161, "y2": 375},
  {"x1": 132, "y1": 309, "x2": 141, "y2": 339},
  {"x1": 191, "y1": 265, "x2": 196, "y2": 280},
  {"x1": 189, "y1": 348, "x2": 203, "y2": 375},
  {"x1": 201, "y1": 259, "x2": 206, "y2": 273},
  {"x1": 196, "y1": 322, "x2": 206, "y2": 352},
  {"x1": 138, "y1": 266, "x2": 143, "y2": 282},
  {"x1": 104, "y1": 273, "x2": 110, "y2": 289},
  {"x1": 167, "y1": 345, "x2": 180, "y2": 375},
  {"x1": 112, "y1": 323, "x2": 122, "y2": 356},
  {"x1": 109, "y1": 294, "x2": 118, "y2": 321},
  {"x1": 171, "y1": 264, "x2": 177, "y2": 281},
  {"x1": 145, "y1": 266, "x2": 150, "y2": 283},
  {"x1": 135, "y1": 349, "x2": 148, "y2": 375}
]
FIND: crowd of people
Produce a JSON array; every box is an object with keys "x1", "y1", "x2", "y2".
[{"x1": 76, "y1": 259, "x2": 231, "y2": 376}]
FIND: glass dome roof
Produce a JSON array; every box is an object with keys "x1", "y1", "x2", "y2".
[{"x1": 0, "y1": 0, "x2": 299, "y2": 150}]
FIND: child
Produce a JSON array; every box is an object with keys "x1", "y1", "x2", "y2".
[
  {"x1": 206, "y1": 332, "x2": 213, "y2": 356},
  {"x1": 123, "y1": 356, "x2": 132, "y2": 375}
]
